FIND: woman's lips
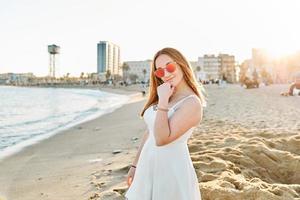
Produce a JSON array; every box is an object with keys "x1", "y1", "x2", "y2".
[{"x1": 165, "y1": 76, "x2": 174, "y2": 82}]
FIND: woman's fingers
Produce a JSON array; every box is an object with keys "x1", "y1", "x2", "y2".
[
  {"x1": 170, "y1": 85, "x2": 175, "y2": 93},
  {"x1": 126, "y1": 168, "x2": 136, "y2": 186},
  {"x1": 126, "y1": 176, "x2": 130, "y2": 186},
  {"x1": 127, "y1": 176, "x2": 133, "y2": 186}
]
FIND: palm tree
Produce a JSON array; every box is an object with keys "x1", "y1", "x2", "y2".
[
  {"x1": 142, "y1": 69, "x2": 147, "y2": 82},
  {"x1": 80, "y1": 72, "x2": 84, "y2": 79},
  {"x1": 105, "y1": 70, "x2": 111, "y2": 81},
  {"x1": 64, "y1": 73, "x2": 70, "y2": 84},
  {"x1": 122, "y1": 63, "x2": 130, "y2": 81}
]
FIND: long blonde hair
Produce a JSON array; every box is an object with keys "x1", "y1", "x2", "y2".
[{"x1": 140, "y1": 47, "x2": 206, "y2": 117}]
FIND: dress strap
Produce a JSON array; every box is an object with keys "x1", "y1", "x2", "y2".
[{"x1": 170, "y1": 94, "x2": 198, "y2": 111}]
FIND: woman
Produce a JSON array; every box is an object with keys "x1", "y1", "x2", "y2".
[{"x1": 125, "y1": 47, "x2": 205, "y2": 200}]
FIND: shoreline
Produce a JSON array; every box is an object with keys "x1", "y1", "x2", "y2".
[
  {"x1": 0, "y1": 84, "x2": 148, "y2": 95},
  {"x1": 0, "y1": 86, "x2": 147, "y2": 200},
  {"x1": 0, "y1": 86, "x2": 146, "y2": 162}
]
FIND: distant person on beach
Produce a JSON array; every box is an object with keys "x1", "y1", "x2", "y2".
[
  {"x1": 281, "y1": 73, "x2": 300, "y2": 96},
  {"x1": 125, "y1": 47, "x2": 206, "y2": 200}
]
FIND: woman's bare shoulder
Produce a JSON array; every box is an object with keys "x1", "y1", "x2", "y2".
[
  {"x1": 184, "y1": 95, "x2": 202, "y2": 109},
  {"x1": 178, "y1": 94, "x2": 202, "y2": 108}
]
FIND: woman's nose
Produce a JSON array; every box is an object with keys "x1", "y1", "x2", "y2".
[{"x1": 164, "y1": 69, "x2": 172, "y2": 77}]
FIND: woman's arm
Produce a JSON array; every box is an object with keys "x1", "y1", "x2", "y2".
[
  {"x1": 131, "y1": 130, "x2": 149, "y2": 166},
  {"x1": 154, "y1": 97, "x2": 202, "y2": 146},
  {"x1": 127, "y1": 130, "x2": 149, "y2": 186}
]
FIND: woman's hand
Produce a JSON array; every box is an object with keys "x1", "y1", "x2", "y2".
[
  {"x1": 157, "y1": 83, "x2": 175, "y2": 105},
  {"x1": 126, "y1": 166, "x2": 136, "y2": 187}
]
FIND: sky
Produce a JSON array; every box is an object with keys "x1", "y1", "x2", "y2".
[{"x1": 1, "y1": 0, "x2": 300, "y2": 76}]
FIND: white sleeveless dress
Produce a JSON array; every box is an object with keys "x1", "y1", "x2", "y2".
[{"x1": 125, "y1": 94, "x2": 202, "y2": 200}]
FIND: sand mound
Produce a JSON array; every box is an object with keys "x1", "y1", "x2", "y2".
[{"x1": 190, "y1": 119, "x2": 300, "y2": 200}]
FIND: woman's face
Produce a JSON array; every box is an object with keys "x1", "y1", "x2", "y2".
[{"x1": 155, "y1": 54, "x2": 184, "y2": 87}]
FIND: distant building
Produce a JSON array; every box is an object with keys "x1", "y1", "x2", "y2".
[
  {"x1": 97, "y1": 41, "x2": 122, "y2": 78},
  {"x1": 123, "y1": 60, "x2": 152, "y2": 82},
  {"x1": 198, "y1": 54, "x2": 221, "y2": 81},
  {"x1": 0, "y1": 73, "x2": 35, "y2": 85},
  {"x1": 218, "y1": 54, "x2": 236, "y2": 83},
  {"x1": 198, "y1": 54, "x2": 237, "y2": 83},
  {"x1": 0, "y1": 73, "x2": 8, "y2": 84}
]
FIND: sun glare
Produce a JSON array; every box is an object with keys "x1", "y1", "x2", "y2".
[{"x1": 266, "y1": 47, "x2": 299, "y2": 59}]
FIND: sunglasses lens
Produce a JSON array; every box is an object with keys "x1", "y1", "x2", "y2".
[
  {"x1": 166, "y1": 63, "x2": 176, "y2": 72},
  {"x1": 154, "y1": 69, "x2": 164, "y2": 78}
]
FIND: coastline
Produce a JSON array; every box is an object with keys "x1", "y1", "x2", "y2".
[
  {"x1": 0, "y1": 84, "x2": 147, "y2": 95},
  {"x1": 0, "y1": 86, "x2": 147, "y2": 200}
]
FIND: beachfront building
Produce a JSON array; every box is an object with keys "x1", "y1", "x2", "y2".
[
  {"x1": 219, "y1": 54, "x2": 236, "y2": 83},
  {"x1": 198, "y1": 54, "x2": 221, "y2": 81},
  {"x1": 0, "y1": 74, "x2": 8, "y2": 84},
  {"x1": 0, "y1": 73, "x2": 35, "y2": 85},
  {"x1": 197, "y1": 54, "x2": 237, "y2": 83},
  {"x1": 123, "y1": 60, "x2": 152, "y2": 83},
  {"x1": 97, "y1": 41, "x2": 122, "y2": 79}
]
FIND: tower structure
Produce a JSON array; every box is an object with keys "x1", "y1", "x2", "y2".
[{"x1": 48, "y1": 44, "x2": 60, "y2": 78}]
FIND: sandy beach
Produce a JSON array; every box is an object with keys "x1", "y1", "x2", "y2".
[
  {"x1": 0, "y1": 85, "x2": 147, "y2": 200},
  {"x1": 0, "y1": 84, "x2": 299, "y2": 200}
]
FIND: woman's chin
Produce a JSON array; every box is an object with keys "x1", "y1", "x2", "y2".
[
  {"x1": 167, "y1": 81, "x2": 174, "y2": 86},
  {"x1": 170, "y1": 82, "x2": 177, "y2": 88}
]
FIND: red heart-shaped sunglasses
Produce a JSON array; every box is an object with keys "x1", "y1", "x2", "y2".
[{"x1": 154, "y1": 62, "x2": 177, "y2": 78}]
